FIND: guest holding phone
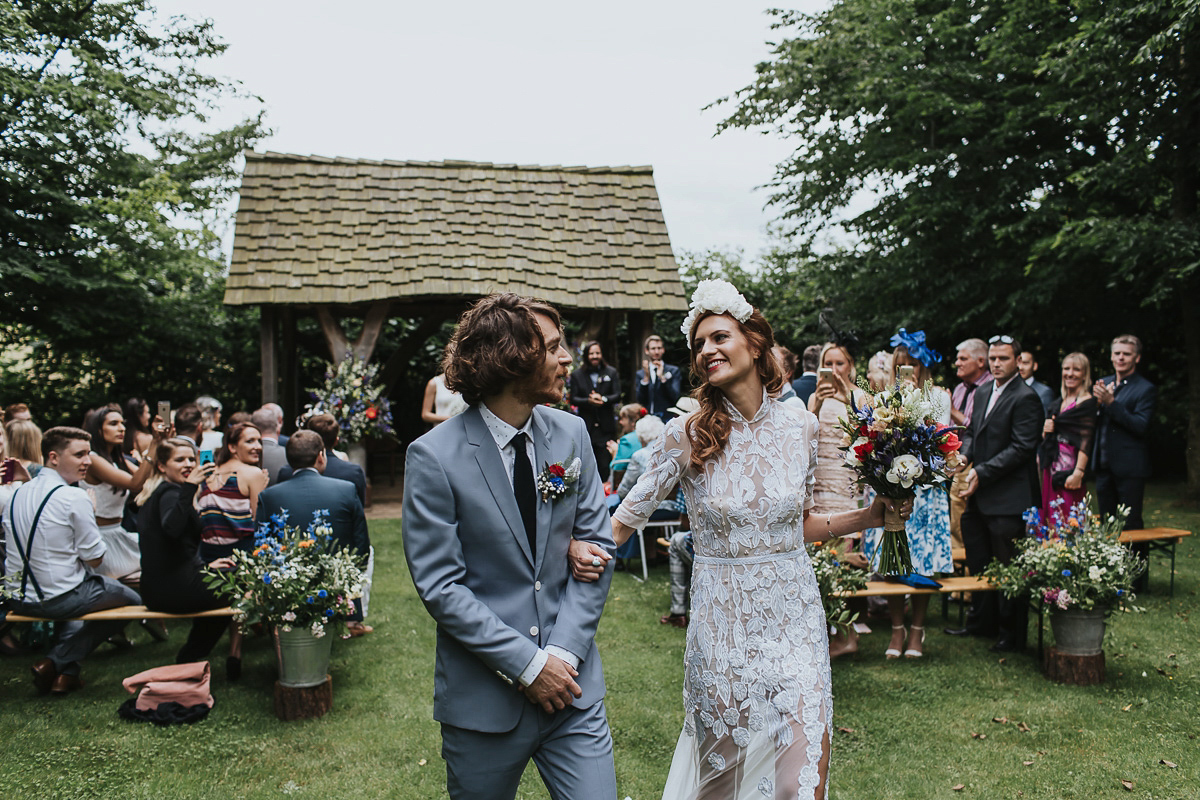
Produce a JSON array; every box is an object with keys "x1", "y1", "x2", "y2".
[
  {"x1": 196, "y1": 422, "x2": 265, "y2": 562},
  {"x1": 122, "y1": 398, "x2": 154, "y2": 462},
  {"x1": 1039, "y1": 353, "x2": 1097, "y2": 521}
]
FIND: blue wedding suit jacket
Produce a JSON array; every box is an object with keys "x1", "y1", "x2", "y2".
[
  {"x1": 1093, "y1": 372, "x2": 1157, "y2": 478},
  {"x1": 402, "y1": 404, "x2": 615, "y2": 733}
]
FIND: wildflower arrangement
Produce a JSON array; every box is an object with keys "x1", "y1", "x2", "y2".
[
  {"x1": 307, "y1": 354, "x2": 395, "y2": 443},
  {"x1": 837, "y1": 380, "x2": 962, "y2": 574},
  {"x1": 807, "y1": 541, "x2": 868, "y2": 633},
  {"x1": 537, "y1": 457, "x2": 582, "y2": 502},
  {"x1": 203, "y1": 511, "x2": 365, "y2": 638},
  {"x1": 982, "y1": 498, "x2": 1142, "y2": 612}
]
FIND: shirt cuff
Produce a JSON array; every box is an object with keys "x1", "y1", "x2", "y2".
[
  {"x1": 546, "y1": 645, "x2": 581, "y2": 670},
  {"x1": 518, "y1": 649, "x2": 549, "y2": 687}
]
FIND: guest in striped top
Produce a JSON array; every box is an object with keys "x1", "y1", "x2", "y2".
[{"x1": 197, "y1": 422, "x2": 266, "y2": 562}]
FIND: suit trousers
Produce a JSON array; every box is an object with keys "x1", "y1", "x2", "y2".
[
  {"x1": 441, "y1": 699, "x2": 615, "y2": 800},
  {"x1": 11, "y1": 574, "x2": 141, "y2": 675},
  {"x1": 961, "y1": 506, "x2": 1027, "y2": 643},
  {"x1": 1095, "y1": 470, "x2": 1148, "y2": 589}
]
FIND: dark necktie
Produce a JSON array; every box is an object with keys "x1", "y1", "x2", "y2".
[{"x1": 511, "y1": 432, "x2": 537, "y2": 559}]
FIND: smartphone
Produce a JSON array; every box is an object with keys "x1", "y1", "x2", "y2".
[
  {"x1": 157, "y1": 400, "x2": 171, "y2": 426},
  {"x1": 818, "y1": 368, "x2": 835, "y2": 384},
  {"x1": 1, "y1": 458, "x2": 14, "y2": 485},
  {"x1": 198, "y1": 449, "x2": 214, "y2": 465},
  {"x1": 898, "y1": 365, "x2": 915, "y2": 381}
]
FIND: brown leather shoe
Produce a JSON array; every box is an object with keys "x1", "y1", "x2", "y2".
[
  {"x1": 344, "y1": 622, "x2": 374, "y2": 637},
  {"x1": 50, "y1": 673, "x2": 83, "y2": 695},
  {"x1": 659, "y1": 614, "x2": 688, "y2": 629},
  {"x1": 31, "y1": 658, "x2": 57, "y2": 695}
]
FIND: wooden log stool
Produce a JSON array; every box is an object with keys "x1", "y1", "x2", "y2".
[
  {"x1": 1043, "y1": 647, "x2": 1105, "y2": 685},
  {"x1": 273, "y1": 676, "x2": 333, "y2": 720}
]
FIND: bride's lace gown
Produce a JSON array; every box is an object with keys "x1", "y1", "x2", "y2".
[{"x1": 614, "y1": 394, "x2": 829, "y2": 800}]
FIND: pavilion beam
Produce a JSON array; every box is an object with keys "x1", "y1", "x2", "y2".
[
  {"x1": 316, "y1": 306, "x2": 351, "y2": 363},
  {"x1": 260, "y1": 305, "x2": 278, "y2": 404}
]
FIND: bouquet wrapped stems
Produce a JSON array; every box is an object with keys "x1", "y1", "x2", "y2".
[{"x1": 876, "y1": 498, "x2": 913, "y2": 576}]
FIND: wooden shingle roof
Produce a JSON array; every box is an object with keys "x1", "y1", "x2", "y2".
[{"x1": 224, "y1": 151, "x2": 687, "y2": 311}]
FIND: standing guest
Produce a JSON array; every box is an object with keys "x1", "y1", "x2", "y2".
[
  {"x1": 262, "y1": 402, "x2": 289, "y2": 446},
  {"x1": 4, "y1": 403, "x2": 32, "y2": 424},
  {"x1": 791, "y1": 344, "x2": 821, "y2": 405},
  {"x1": 606, "y1": 403, "x2": 645, "y2": 489},
  {"x1": 863, "y1": 336, "x2": 953, "y2": 659},
  {"x1": 258, "y1": 430, "x2": 373, "y2": 637},
  {"x1": 421, "y1": 373, "x2": 465, "y2": 427},
  {"x1": 122, "y1": 398, "x2": 154, "y2": 462},
  {"x1": 196, "y1": 422, "x2": 265, "y2": 562},
  {"x1": 1092, "y1": 334, "x2": 1156, "y2": 590},
  {"x1": 277, "y1": 413, "x2": 367, "y2": 506},
  {"x1": 4, "y1": 427, "x2": 142, "y2": 694},
  {"x1": 251, "y1": 407, "x2": 288, "y2": 486},
  {"x1": 82, "y1": 404, "x2": 163, "y2": 581},
  {"x1": 1018, "y1": 351, "x2": 1057, "y2": 414},
  {"x1": 135, "y1": 438, "x2": 237, "y2": 664},
  {"x1": 636, "y1": 334, "x2": 681, "y2": 421},
  {"x1": 402, "y1": 293, "x2": 617, "y2": 800},
  {"x1": 6, "y1": 419, "x2": 44, "y2": 479},
  {"x1": 568, "y1": 341, "x2": 621, "y2": 482},
  {"x1": 573, "y1": 280, "x2": 910, "y2": 798},
  {"x1": 772, "y1": 345, "x2": 807, "y2": 408},
  {"x1": 948, "y1": 337, "x2": 992, "y2": 550},
  {"x1": 865, "y1": 350, "x2": 894, "y2": 391},
  {"x1": 948, "y1": 335, "x2": 1043, "y2": 652},
  {"x1": 1039, "y1": 353, "x2": 1097, "y2": 520},
  {"x1": 808, "y1": 342, "x2": 868, "y2": 514},
  {"x1": 195, "y1": 396, "x2": 224, "y2": 451},
  {"x1": 172, "y1": 403, "x2": 204, "y2": 449}
]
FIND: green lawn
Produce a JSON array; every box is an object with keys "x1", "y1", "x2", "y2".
[{"x1": 1, "y1": 483, "x2": 1196, "y2": 799}]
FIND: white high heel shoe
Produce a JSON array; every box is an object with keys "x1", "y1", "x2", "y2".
[
  {"x1": 885, "y1": 625, "x2": 905, "y2": 660},
  {"x1": 904, "y1": 625, "x2": 926, "y2": 658}
]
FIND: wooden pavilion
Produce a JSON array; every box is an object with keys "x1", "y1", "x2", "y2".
[{"x1": 224, "y1": 151, "x2": 688, "y2": 415}]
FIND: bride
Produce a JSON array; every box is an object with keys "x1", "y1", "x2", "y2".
[{"x1": 572, "y1": 281, "x2": 908, "y2": 799}]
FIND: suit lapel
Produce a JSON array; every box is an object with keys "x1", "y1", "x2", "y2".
[
  {"x1": 532, "y1": 408, "x2": 555, "y2": 574},
  {"x1": 463, "y1": 407, "x2": 534, "y2": 567}
]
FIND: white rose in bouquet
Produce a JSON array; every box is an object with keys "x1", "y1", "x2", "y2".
[{"x1": 885, "y1": 454, "x2": 923, "y2": 489}]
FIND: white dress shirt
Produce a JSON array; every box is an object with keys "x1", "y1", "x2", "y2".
[
  {"x1": 984, "y1": 374, "x2": 1020, "y2": 419},
  {"x1": 2, "y1": 469, "x2": 106, "y2": 601},
  {"x1": 477, "y1": 403, "x2": 582, "y2": 686}
]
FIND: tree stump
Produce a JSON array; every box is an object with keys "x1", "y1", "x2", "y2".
[
  {"x1": 273, "y1": 675, "x2": 332, "y2": 720},
  {"x1": 1043, "y1": 646, "x2": 1105, "y2": 685}
]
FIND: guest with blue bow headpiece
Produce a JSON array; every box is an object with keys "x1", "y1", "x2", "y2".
[{"x1": 889, "y1": 328, "x2": 943, "y2": 368}]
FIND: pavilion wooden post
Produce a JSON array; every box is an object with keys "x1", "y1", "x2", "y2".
[{"x1": 315, "y1": 301, "x2": 392, "y2": 364}]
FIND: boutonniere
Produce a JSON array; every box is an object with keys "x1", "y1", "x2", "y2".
[{"x1": 537, "y1": 457, "x2": 582, "y2": 502}]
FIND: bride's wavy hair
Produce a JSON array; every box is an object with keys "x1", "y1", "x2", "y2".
[{"x1": 685, "y1": 309, "x2": 784, "y2": 470}]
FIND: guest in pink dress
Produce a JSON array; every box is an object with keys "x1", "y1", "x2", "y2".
[{"x1": 1038, "y1": 352, "x2": 1097, "y2": 522}]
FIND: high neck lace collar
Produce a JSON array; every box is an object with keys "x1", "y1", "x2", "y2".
[{"x1": 723, "y1": 388, "x2": 772, "y2": 425}]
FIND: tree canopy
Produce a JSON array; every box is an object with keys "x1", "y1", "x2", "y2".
[
  {"x1": 0, "y1": 0, "x2": 266, "y2": 424},
  {"x1": 714, "y1": 0, "x2": 1199, "y2": 492}
]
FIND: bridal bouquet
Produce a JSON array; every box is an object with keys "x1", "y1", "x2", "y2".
[{"x1": 838, "y1": 381, "x2": 962, "y2": 574}]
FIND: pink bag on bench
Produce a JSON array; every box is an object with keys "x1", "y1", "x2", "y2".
[{"x1": 123, "y1": 661, "x2": 214, "y2": 711}]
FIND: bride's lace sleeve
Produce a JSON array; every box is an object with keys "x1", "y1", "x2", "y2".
[{"x1": 612, "y1": 417, "x2": 691, "y2": 530}]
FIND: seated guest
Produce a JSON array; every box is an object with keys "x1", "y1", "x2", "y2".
[
  {"x1": 251, "y1": 407, "x2": 287, "y2": 486},
  {"x1": 3, "y1": 427, "x2": 142, "y2": 694},
  {"x1": 278, "y1": 413, "x2": 367, "y2": 506},
  {"x1": 135, "y1": 438, "x2": 236, "y2": 664},
  {"x1": 171, "y1": 403, "x2": 204, "y2": 449},
  {"x1": 615, "y1": 415, "x2": 680, "y2": 565},
  {"x1": 605, "y1": 403, "x2": 645, "y2": 489},
  {"x1": 4, "y1": 403, "x2": 32, "y2": 424},
  {"x1": 6, "y1": 418, "x2": 43, "y2": 479},
  {"x1": 257, "y1": 431, "x2": 373, "y2": 636},
  {"x1": 196, "y1": 422, "x2": 265, "y2": 562},
  {"x1": 195, "y1": 396, "x2": 225, "y2": 451},
  {"x1": 772, "y1": 345, "x2": 807, "y2": 408},
  {"x1": 122, "y1": 398, "x2": 154, "y2": 462},
  {"x1": 1039, "y1": 353, "x2": 1097, "y2": 521},
  {"x1": 262, "y1": 403, "x2": 289, "y2": 446}
]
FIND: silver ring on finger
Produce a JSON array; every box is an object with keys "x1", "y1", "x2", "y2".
[{"x1": 590, "y1": 557, "x2": 604, "y2": 567}]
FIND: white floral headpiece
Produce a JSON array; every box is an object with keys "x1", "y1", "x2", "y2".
[{"x1": 680, "y1": 279, "x2": 754, "y2": 347}]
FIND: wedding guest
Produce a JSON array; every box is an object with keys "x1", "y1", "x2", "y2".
[
  {"x1": 1039, "y1": 353, "x2": 1097, "y2": 520},
  {"x1": 277, "y1": 413, "x2": 367, "y2": 506},
  {"x1": 4, "y1": 403, "x2": 32, "y2": 424},
  {"x1": 251, "y1": 407, "x2": 287, "y2": 485},
  {"x1": 865, "y1": 350, "x2": 894, "y2": 391},
  {"x1": 569, "y1": 341, "x2": 621, "y2": 481},
  {"x1": 421, "y1": 373, "x2": 465, "y2": 427},
  {"x1": 635, "y1": 334, "x2": 681, "y2": 421},
  {"x1": 1092, "y1": 334, "x2": 1156, "y2": 590},
  {"x1": 172, "y1": 403, "x2": 204, "y2": 449},
  {"x1": 863, "y1": 335, "x2": 953, "y2": 659},
  {"x1": 262, "y1": 402, "x2": 289, "y2": 446},
  {"x1": 791, "y1": 344, "x2": 821, "y2": 405},
  {"x1": 949, "y1": 335, "x2": 1043, "y2": 652},
  {"x1": 6, "y1": 419, "x2": 44, "y2": 479},
  {"x1": 135, "y1": 438, "x2": 236, "y2": 664},
  {"x1": 948, "y1": 337, "x2": 992, "y2": 550},
  {"x1": 122, "y1": 398, "x2": 154, "y2": 462},
  {"x1": 82, "y1": 404, "x2": 163, "y2": 582},
  {"x1": 1018, "y1": 351, "x2": 1057, "y2": 414},
  {"x1": 606, "y1": 403, "x2": 645, "y2": 488},
  {"x1": 196, "y1": 422, "x2": 265, "y2": 561},
  {"x1": 771, "y1": 345, "x2": 807, "y2": 407},
  {"x1": 195, "y1": 396, "x2": 224, "y2": 451}
]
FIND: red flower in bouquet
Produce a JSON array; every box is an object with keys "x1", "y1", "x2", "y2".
[
  {"x1": 548, "y1": 464, "x2": 566, "y2": 478},
  {"x1": 365, "y1": 406, "x2": 378, "y2": 420},
  {"x1": 853, "y1": 440, "x2": 875, "y2": 461},
  {"x1": 938, "y1": 431, "x2": 961, "y2": 453}
]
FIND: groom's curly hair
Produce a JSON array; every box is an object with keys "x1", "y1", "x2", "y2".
[{"x1": 443, "y1": 293, "x2": 561, "y2": 406}]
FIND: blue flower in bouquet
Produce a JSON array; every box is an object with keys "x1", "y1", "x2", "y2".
[
  {"x1": 263, "y1": 574, "x2": 273, "y2": 584},
  {"x1": 317, "y1": 589, "x2": 328, "y2": 598},
  {"x1": 1062, "y1": 569, "x2": 1072, "y2": 576}
]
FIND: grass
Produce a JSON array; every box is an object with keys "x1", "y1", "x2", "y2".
[{"x1": 1, "y1": 482, "x2": 1197, "y2": 799}]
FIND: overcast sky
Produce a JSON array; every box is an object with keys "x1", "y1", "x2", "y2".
[{"x1": 158, "y1": 0, "x2": 829, "y2": 261}]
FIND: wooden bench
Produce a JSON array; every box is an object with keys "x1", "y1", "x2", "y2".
[
  {"x1": 1119, "y1": 527, "x2": 1191, "y2": 596},
  {"x1": 837, "y1": 575, "x2": 997, "y2": 626},
  {"x1": 4, "y1": 605, "x2": 236, "y2": 623}
]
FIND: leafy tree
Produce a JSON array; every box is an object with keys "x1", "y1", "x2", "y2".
[
  {"x1": 0, "y1": 0, "x2": 266, "y2": 423},
  {"x1": 717, "y1": 0, "x2": 1199, "y2": 494}
]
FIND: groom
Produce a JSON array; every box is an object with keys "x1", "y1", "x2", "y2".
[{"x1": 402, "y1": 293, "x2": 617, "y2": 800}]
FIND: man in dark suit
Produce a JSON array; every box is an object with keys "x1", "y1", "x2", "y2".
[
  {"x1": 948, "y1": 335, "x2": 1044, "y2": 652},
  {"x1": 278, "y1": 413, "x2": 367, "y2": 506},
  {"x1": 568, "y1": 341, "x2": 620, "y2": 482},
  {"x1": 635, "y1": 334, "x2": 681, "y2": 421},
  {"x1": 258, "y1": 430, "x2": 372, "y2": 635},
  {"x1": 1017, "y1": 351, "x2": 1057, "y2": 414},
  {"x1": 1093, "y1": 334, "x2": 1157, "y2": 590},
  {"x1": 791, "y1": 344, "x2": 821, "y2": 406}
]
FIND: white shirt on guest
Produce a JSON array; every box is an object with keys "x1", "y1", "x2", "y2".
[{"x1": 985, "y1": 374, "x2": 1020, "y2": 419}]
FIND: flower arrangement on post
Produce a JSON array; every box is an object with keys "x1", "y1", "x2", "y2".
[
  {"x1": 203, "y1": 511, "x2": 365, "y2": 639},
  {"x1": 982, "y1": 498, "x2": 1143, "y2": 613},
  {"x1": 307, "y1": 354, "x2": 395, "y2": 444},
  {"x1": 806, "y1": 541, "x2": 868, "y2": 632},
  {"x1": 837, "y1": 381, "x2": 962, "y2": 574}
]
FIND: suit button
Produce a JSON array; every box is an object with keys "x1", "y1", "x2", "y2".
[
  {"x1": 535, "y1": 581, "x2": 542, "y2": 591},
  {"x1": 529, "y1": 626, "x2": 539, "y2": 636}
]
